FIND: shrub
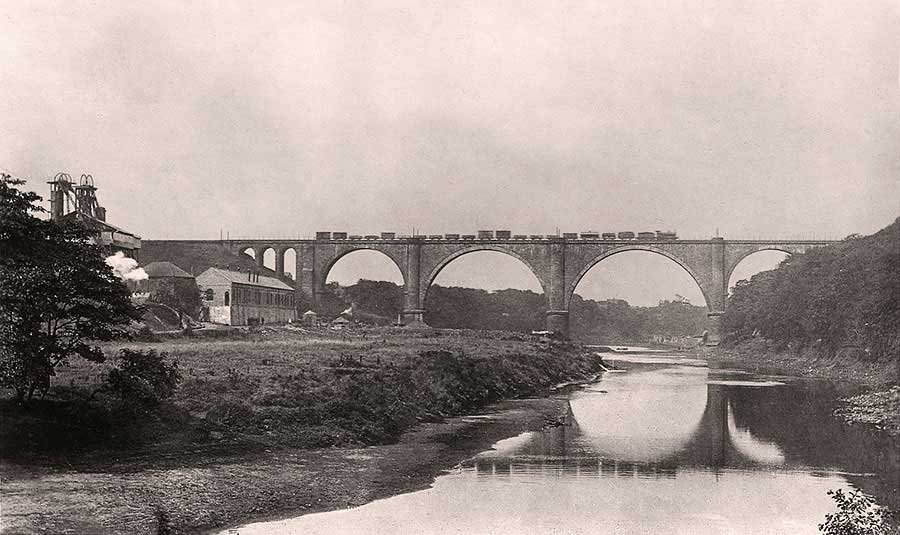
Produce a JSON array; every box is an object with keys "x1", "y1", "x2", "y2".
[
  {"x1": 102, "y1": 349, "x2": 180, "y2": 415},
  {"x1": 819, "y1": 488, "x2": 889, "y2": 535}
]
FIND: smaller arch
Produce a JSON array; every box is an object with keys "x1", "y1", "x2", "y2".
[
  {"x1": 727, "y1": 249, "x2": 792, "y2": 290},
  {"x1": 421, "y1": 246, "x2": 548, "y2": 305},
  {"x1": 278, "y1": 247, "x2": 297, "y2": 280},
  {"x1": 321, "y1": 247, "x2": 407, "y2": 289},
  {"x1": 568, "y1": 245, "x2": 712, "y2": 311},
  {"x1": 282, "y1": 247, "x2": 297, "y2": 280},
  {"x1": 261, "y1": 247, "x2": 277, "y2": 270}
]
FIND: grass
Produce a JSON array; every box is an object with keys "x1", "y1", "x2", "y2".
[{"x1": 1, "y1": 327, "x2": 604, "y2": 534}]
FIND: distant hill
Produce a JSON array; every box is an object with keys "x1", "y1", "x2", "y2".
[
  {"x1": 140, "y1": 240, "x2": 284, "y2": 281},
  {"x1": 722, "y1": 217, "x2": 900, "y2": 363}
]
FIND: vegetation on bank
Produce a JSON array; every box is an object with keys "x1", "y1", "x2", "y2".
[
  {"x1": 722, "y1": 217, "x2": 900, "y2": 365},
  {"x1": 717, "y1": 217, "x2": 899, "y2": 437},
  {"x1": 835, "y1": 386, "x2": 900, "y2": 437},
  {"x1": 2, "y1": 329, "x2": 605, "y2": 462}
]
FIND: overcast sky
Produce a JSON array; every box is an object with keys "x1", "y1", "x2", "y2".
[{"x1": 3, "y1": 1, "x2": 898, "y2": 305}]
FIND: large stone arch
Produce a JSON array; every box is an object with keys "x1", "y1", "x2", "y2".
[
  {"x1": 315, "y1": 245, "x2": 408, "y2": 297},
  {"x1": 566, "y1": 245, "x2": 714, "y2": 311},
  {"x1": 419, "y1": 245, "x2": 550, "y2": 306}
]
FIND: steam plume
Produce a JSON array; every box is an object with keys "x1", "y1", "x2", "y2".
[{"x1": 105, "y1": 251, "x2": 148, "y2": 281}]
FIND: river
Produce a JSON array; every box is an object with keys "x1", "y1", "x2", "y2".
[{"x1": 222, "y1": 349, "x2": 900, "y2": 534}]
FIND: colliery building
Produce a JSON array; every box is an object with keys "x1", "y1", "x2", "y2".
[
  {"x1": 48, "y1": 173, "x2": 141, "y2": 258},
  {"x1": 196, "y1": 267, "x2": 296, "y2": 326}
]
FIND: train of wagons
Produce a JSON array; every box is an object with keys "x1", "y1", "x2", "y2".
[{"x1": 315, "y1": 230, "x2": 678, "y2": 241}]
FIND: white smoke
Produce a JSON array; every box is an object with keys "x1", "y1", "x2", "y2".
[{"x1": 105, "y1": 251, "x2": 148, "y2": 281}]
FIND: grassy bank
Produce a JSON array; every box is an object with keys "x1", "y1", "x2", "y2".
[
  {"x1": 1, "y1": 327, "x2": 604, "y2": 534},
  {"x1": 708, "y1": 338, "x2": 900, "y2": 436}
]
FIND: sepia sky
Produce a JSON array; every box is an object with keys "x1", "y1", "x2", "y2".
[{"x1": 2, "y1": 1, "x2": 899, "y2": 305}]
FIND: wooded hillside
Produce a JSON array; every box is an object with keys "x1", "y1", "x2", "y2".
[
  {"x1": 722, "y1": 217, "x2": 900, "y2": 363},
  {"x1": 318, "y1": 280, "x2": 708, "y2": 343}
]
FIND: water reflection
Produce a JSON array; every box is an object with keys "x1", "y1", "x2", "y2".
[
  {"x1": 224, "y1": 353, "x2": 900, "y2": 535},
  {"x1": 462, "y1": 375, "x2": 788, "y2": 474}
]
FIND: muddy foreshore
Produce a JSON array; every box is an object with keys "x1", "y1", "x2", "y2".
[
  {"x1": 706, "y1": 342, "x2": 900, "y2": 437},
  {"x1": 2, "y1": 395, "x2": 573, "y2": 535},
  {"x1": 2, "y1": 328, "x2": 610, "y2": 534}
]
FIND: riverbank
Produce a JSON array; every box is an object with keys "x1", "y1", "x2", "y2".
[
  {"x1": 1, "y1": 328, "x2": 602, "y2": 534},
  {"x1": 707, "y1": 339, "x2": 900, "y2": 436}
]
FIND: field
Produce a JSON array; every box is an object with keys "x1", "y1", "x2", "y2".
[{"x1": 1, "y1": 327, "x2": 604, "y2": 534}]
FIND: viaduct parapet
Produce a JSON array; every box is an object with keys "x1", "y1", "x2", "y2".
[{"x1": 153, "y1": 236, "x2": 837, "y2": 343}]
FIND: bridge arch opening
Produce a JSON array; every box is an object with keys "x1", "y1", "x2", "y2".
[
  {"x1": 283, "y1": 248, "x2": 297, "y2": 280},
  {"x1": 423, "y1": 250, "x2": 546, "y2": 331},
  {"x1": 241, "y1": 247, "x2": 255, "y2": 260},
  {"x1": 262, "y1": 247, "x2": 277, "y2": 271},
  {"x1": 568, "y1": 249, "x2": 709, "y2": 344},
  {"x1": 321, "y1": 249, "x2": 405, "y2": 324},
  {"x1": 727, "y1": 250, "x2": 791, "y2": 292}
]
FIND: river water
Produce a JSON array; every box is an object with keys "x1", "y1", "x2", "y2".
[{"x1": 225, "y1": 350, "x2": 899, "y2": 534}]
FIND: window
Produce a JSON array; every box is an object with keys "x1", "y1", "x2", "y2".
[
  {"x1": 224, "y1": 290, "x2": 230, "y2": 306},
  {"x1": 204, "y1": 288, "x2": 214, "y2": 301}
]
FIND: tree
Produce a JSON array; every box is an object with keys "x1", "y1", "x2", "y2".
[{"x1": 0, "y1": 175, "x2": 142, "y2": 402}]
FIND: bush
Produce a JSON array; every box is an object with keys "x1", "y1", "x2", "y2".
[
  {"x1": 102, "y1": 349, "x2": 180, "y2": 415},
  {"x1": 819, "y1": 488, "x2": 889, "y2": 535}
]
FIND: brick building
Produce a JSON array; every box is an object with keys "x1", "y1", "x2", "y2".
[{"x1": 196, "y1": 267, "x2": 296, "y2": 326}]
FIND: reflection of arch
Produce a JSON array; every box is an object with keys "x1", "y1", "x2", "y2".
[
  {"x1": 321, "y1": 247, "x2": 406, "y2": 288},
  {"x1": 421, "y1": 246, "x2": 548, "y2": 305},
  {"x1": 726, "y1": 248, "x2": 793, "y2": 289},
  {"x1": 567, "y1": 246, "x2": 711, "y2": 310}
]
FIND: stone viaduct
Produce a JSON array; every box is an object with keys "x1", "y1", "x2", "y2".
[{"x1": 219, "y1": 234, "x2": 835, "y2": 344}]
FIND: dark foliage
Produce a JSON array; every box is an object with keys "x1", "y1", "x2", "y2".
[
  {"x1": 819, "y1": 488, "x2": 889, "y2": 535},
  {"x1": 146, "y1": 278, "x2": 201, "y2": 319},
  {"x1": 320, "y1": 279, "x2": 706, "y2": 342},
  {"x1": 0, "y1": 175, "x2": 142, "y2": 401},
  {"x1": 722, "y1": 218, "x2": 900, "y2": 362},
  {"x1": 101, "y1": 349, "x2": 181, "y2": 415}
]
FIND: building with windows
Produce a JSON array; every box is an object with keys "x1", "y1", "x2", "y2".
[{"x1": 196, "y1": 267, "x2": 296, "y2": 326}]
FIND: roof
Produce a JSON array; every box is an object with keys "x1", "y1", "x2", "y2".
[
  {"x1": 60, "y1": 211, "x2": 141, "y2": 239},
  {"x1": 196, "y1": 267, "x2": 294, "y2": 291},
  {"x1": 143, "y1": 261, "x2": 194, "y2": 279}
]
